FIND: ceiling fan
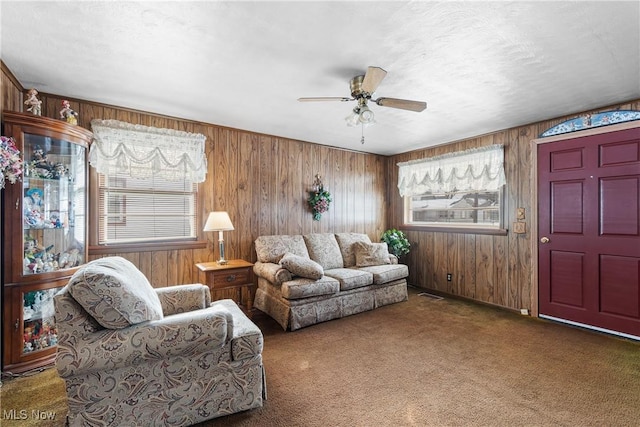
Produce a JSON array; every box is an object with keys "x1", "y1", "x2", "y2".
[{"x1": 298, "y1": 66, "x2": 427, "y2": 129}]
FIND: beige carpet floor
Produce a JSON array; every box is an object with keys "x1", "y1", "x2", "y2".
[{"x1": 2, "y1": 287, "x2": 639, "y2": 427}]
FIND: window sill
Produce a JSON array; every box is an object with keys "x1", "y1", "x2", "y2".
[
  {"x1": 89, "y1": 240, "x2": 208, "y2": 255},
  {"x1": 401, "y1": 225, "x2": 508, "y2": 236}
]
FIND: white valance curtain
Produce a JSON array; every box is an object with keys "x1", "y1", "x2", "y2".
[
  {"x1": 397, "y1": 144, "x2": 505, "y2": 197},
  {"x1": 89, "y1": 119, "x2": 207, "y2": 183}
]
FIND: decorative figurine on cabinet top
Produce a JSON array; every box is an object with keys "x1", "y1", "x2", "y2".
[
  {"x1": 24, "y1": 88, "x2": 43, "y2": 116},
  {"x1": 59, "y1": 100, "x2": 78, "y2": 125}
]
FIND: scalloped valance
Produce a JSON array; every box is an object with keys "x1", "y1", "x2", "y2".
[
  {"x1": 89, "y1": 119, "x2": 207, "y2": 183},
  {"x1": 397, "y1": 144, "x2": 505, "y2": 197}
]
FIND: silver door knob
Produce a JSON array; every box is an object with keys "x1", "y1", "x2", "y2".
[{"x1": 540, "y1": 237, "x2": 550, "y2": 243}]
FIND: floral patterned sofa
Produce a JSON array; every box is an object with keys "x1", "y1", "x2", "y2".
[
  {"x1": 253, "y1": 233, "x2": 409, "y2": 331},
  {"x1": 54, "y1": 256, "x2": 265, "y2": 426}
]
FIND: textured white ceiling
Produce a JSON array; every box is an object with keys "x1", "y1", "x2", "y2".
[{"x1": 1, "y1": 1, "x2": 639, "y2": 155}]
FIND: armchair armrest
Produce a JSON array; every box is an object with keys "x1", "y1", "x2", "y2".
[
  {"x1": 389, "y1": 254, "x2": 399, "y2": 264},
  {"x1": 253, "y1": 261, "x2": 292, "y2": 285},
  {"x1": 155, "y1": 283, "x2": 212, "y2": 315},
  {"x1": 56, "y1": 304, "x2": 233, "y2": 378}
]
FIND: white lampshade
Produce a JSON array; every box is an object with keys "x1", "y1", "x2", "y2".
[{"x1": 203, "y1": 211, "x2": 235, "y2": 232}]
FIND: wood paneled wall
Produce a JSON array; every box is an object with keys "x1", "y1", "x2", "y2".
[
  {"x1": 387, "y1": 99, "x2": 640, "y2": 312},
  {"x1": 3, "y1": 61, "x2": 639, "y2": 311},
  {"x1": 1, "y1": 64, "x2": 387, "y2": 299},
  {"x1": 1, "y1": 62, "x2": 23, "y2": 114}
]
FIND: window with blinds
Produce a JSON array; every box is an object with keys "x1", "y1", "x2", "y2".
[{"x1": 98, "y1": 172, "x2": 198, "y2": 244}]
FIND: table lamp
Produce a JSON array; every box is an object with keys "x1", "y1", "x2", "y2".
[{"x1": 203, "y1": 211, "x2": 235, "y2": 264}]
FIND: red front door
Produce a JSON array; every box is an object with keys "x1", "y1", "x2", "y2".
[{"x1": 538, "y1": 126, "x2": 640, "y2": 338}]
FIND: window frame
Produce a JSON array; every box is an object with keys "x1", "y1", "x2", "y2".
[
  {"x1": 88, "y1": 168, "x2": 207, "y2": 254},
  {"x1": 402, "y1": 185, "x2": 508, "y2": 236}
]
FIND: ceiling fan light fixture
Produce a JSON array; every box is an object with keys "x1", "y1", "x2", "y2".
[
  {"x1": 345, "y1": 108, "x2": 361, "y2": 127},
  {"x1": 358, "y1": 105, "x2": 375, "y2": 125},
  {"x1": 301, "y1": 66, "x2": 426, "y2": 132}
]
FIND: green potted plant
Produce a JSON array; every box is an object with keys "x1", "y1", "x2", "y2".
[{"x1": 381, "y1": 228, "x2": 410, "y2": 258}]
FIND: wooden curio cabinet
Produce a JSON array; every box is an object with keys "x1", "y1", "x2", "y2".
[{"x1": 1, "y1": 111, "x2": 92, "y2": 374}]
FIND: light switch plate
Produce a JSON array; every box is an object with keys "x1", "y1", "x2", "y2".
[{"x1": 516, "y1": 207, "x2": 526, "y2": 220}]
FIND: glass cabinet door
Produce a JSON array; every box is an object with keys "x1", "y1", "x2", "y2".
[
  {"x1": 22, "y1": 134, "x2": 86, "y2": 276},
  {"x1": 21, "y1": 287, "x2": 61, "y2": 354},
  {"x1": 2, "y1": 111, "x2": 92, "y2": 374}
]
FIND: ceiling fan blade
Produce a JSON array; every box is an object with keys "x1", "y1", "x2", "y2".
[
  {"x1": 375, "y1": 97, "x2": 427, "y2": 112},
  {"x1": 361, "y1": 66, "x2": 387, "y2": 94},
  {"x1": 298, "y1": 97, "x2": 352, "y2": 102}
]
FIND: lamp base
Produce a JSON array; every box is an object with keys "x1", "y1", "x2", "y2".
[{"x1": 217, "y1": 235, "x2": 228, "y2": 265}]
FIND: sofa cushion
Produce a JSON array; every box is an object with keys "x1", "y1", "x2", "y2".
[
  {"x1": 354, "y1": 242, "x2": 392, "y2": 267},
  {"x1": 255, "y1": 234, "x2": 310, "y2": 263},
  {"x1": 357, "y1": 264, "x2": 409, "y2": 285},
  {"x1": 280, "y1": 252, "x2": 324, "y2": 280},
  {"x1": 303, "y1": 233, "x2": 344, "y2": 270},
  {"x1": 335, "y1": 233, "x2": 372, "y2": 268},
  {"x1": 67, "y1": 256, "x2": 163, "y2": 329},
  {"x1": 253, "y1": 262, "x2": 293, "y2": 285},
  {"x1": 281, "y1": 276, "x2": 340, "y2": 300},
  {"x1": 324, "y1": 268, "x2": 373, "y2": 291}
]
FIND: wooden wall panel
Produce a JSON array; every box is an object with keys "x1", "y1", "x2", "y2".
[
  {"x1": 463, "y1": 234, "x2": 476, "y2": 299},
  {"x1": 3, "y1": 64, "x2": 637, "y2": 314},
  {"x1": 1, "y1": 80, "x2": 388, "y2": 294},
  {"x1": 1, "y1": 61, "x2": 23, "y2": 113},
  {"x1": 388, "y1": 99, "x2": 640, "y2": 313}
]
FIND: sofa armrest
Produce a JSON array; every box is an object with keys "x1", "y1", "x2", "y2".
[
  {"x1": 56, "y1": 304, "x2": 233, "y2": 378},
  {"x1": 155, "y1": 284, "x2": 212, "y2": 316},
  {"x1": 389, "y1": 254, "x2": 399, "y2": 264},
  {"x1": 253, "y1": 261, "x2": 292, "y2": 285}
]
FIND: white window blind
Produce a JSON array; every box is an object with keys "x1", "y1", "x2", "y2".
[
  {"x1": 397, "y1": 144, "x2": 506, "y2": 197},
  {"x1": 98, "y1": 173, "x2": 197, "y2": 244},
  {"x1": 89, "y1": 120, "x2": 205, "y2": 244}
]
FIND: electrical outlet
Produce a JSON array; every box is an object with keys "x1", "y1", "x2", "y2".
[
  {"x1": 447, "y1": 273, "x2": 452, "y2": 282},
  {"x1": 520, "y1": 308, "x2": 529, "y2": 316}
]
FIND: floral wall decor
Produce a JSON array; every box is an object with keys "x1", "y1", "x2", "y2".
[
  {"x1": 1, "y1": 136, "x2": 24, "y2": 189},
  {"x1": 308, "y1": 174, "x2": 331, "y2": 221}
]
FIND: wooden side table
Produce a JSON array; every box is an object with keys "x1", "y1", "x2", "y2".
[{"x1": 195, "y1": 259, "x2": 255, "y2": 313}]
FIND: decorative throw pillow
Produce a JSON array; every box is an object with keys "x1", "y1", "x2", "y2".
[
  {"x1": 279, "y1": 252, "x2": 324, "y2": 280},
  {"x1": 67, "y1": 256, "x2": 164, "y2": 329},
  {"x1": 335, "y1": 233, "x2": 372, "y2": 267},
  {"x1": 354, "y1": 242, "x2": 392, "y2": 267}
]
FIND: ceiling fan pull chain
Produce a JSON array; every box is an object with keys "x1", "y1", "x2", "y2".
[{"x1": 361, "y1": 123, "x2": 365, "y2": 144}]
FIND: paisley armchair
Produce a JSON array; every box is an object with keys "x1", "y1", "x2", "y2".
[{"x1": 54, "y1": 256, "x2": 264, "y2": 426}]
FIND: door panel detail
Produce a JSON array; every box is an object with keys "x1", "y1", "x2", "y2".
[
  {"x1": 550, "y1": 251, "x2": 585, "y2": 307},
  {"x1": 551, "y1": 148, "x2": 584, "y2": 171},
  {"x1": 600, "y1": 140, "x2": 639, "y2": 167},
  {"x1": 600, "y1": 255, "x2": 640, "y2": 318},
  {"x1": 600, "y1": 177, "x2": 639, "y2": 236},
  {"x1": 551, "y1": 181, "x2": 584, "y2": 234}
]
